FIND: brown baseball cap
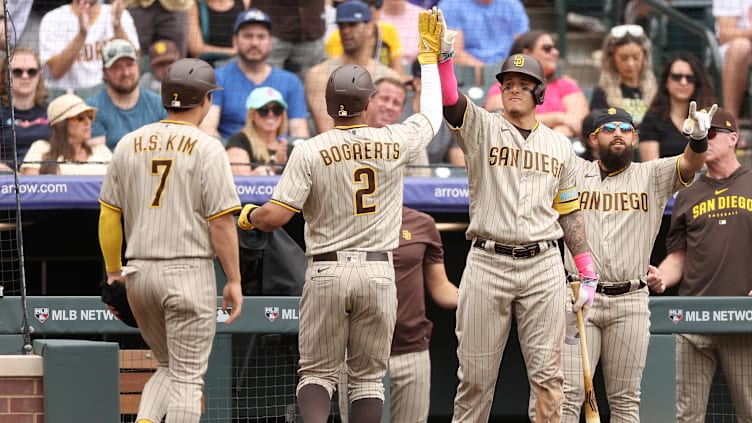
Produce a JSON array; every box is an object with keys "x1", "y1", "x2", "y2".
[
  {"x1": 710, "y1": 107, "x2": 737, "y2": 132},
  {"x1": 149, "y1": 39, "x2": 180, "y2": 68}
]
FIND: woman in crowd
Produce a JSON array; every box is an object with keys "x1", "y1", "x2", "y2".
[
  {"x1": 186, "y1": 0, "x2": 250, "y2": 65},
  {"x1": 226, "y1": 86, "x2": 290, "y2": 176},
  {"x1": 484, "y1": 30, "x2": 589, "y2": 138},
  {"x1": 0, "y1": 48, "x2": 50, "y2": 169},
  {"x1": 638, "y1": 51, "x2": 717, "y2": 161},
  {"x1": 590, "y1": 24, "x2": 657, "y2": 126},
  {"x1": 21, "y1": 94, "x2": 111, "y2": 175}
]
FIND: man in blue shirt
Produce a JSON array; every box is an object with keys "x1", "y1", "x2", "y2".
[
  {"x1": 87, "y1": 39, "x2": 166, "y2": 150},
  {"x1": 200, "y1": 8, "x2": 310, "y2": 141}
]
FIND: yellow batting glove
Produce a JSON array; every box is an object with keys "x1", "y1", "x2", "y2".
[
  {"x1": 417, "y1": 7, "x2": 442, "y2": 65},
  {"x1": 237, "y1": 204, "x2": 260, "y2": 230}
]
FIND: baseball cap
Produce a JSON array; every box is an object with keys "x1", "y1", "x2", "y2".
[
  {"x1": 336, "y1": 0, "x2": 372, "y2": 23},
  {"x1": 233, "y1": 8, "x2": 272, "y2": 35},
  {"x1": 710, "y1": 107, "x2": 737, "y2": 132},
  {"x1": 592, "y1": 107, "x2": 634, "y2": 131},
  {"x1": 102, "y1": 39, "x2": 138, "y2": 69},
  {"x1": 149, "y1": 39, "x2": 180, "y2": 68},
  {"x1": 47, "y1": 94, "x2": 97, "y2": 126},
  {"x1": 246, "y1": 87, "x2": 288, "y2": 110}
]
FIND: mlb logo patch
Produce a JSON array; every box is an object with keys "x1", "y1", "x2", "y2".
[
  {"x1": 265, "y1": 306, "x2": 279, "y2": 322},
  {"x1": 669, "y1": 308, "x2": 684, "y2": 324},
  {"x1": 34, "y1": 308, "x2": 49, "y2": 324}
]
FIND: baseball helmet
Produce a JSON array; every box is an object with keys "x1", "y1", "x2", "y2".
[
  {"x1": 161, "y1": 58, "x2": 223, "y2": 109},
  {"x1": 325, "y1": 65, "x2": 376, "y2": 118},
  {"x1": 496, "y1": 54, "x2": 547, "y2": 105}
]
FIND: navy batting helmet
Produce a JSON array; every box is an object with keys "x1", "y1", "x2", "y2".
[{"x1": 496, "y1": 54, "x2": 547, "y2": 105}]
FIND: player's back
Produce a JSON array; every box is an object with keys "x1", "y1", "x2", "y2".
[
  {"x1": 277, "y1": 120, "x2": 430, "y2": 255},
  {"x1": 103, "y1": 121, "x2": 239, "y2": 260}
]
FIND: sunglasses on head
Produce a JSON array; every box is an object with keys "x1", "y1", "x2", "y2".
[
  {"x1": 708, "y1": 127, "x2": 732, "y2": 140},
  {"x1": 11, "y1": 68, "x2": 39, "y2": 78},
  {"x1": 541, "y1": 44, "x2": 557, "y2": 53},
  {"x1": 669, "y1": 73, "x2": 697, "y2": 84},
  {"x1": 594, "y1": 122, "x2": 634, "y2": 135},
  {"x1": 257, "y1": 105, "x2": 284, "y2": 117},
  {"x1": 609, "y1": 24, "x2": 645, "y2": 39},
  {"x1": 72, "y1": 111, "x2": 96, "y2": 122}
]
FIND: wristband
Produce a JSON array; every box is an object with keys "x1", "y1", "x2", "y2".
[
  {"x1": 439, "y1": 50, "x2": 455, "y2": 63},
  {"x1": 573, "y1": 252, "x2": 597, "y2": 280},
  {"x1": 689, "y1": 136, "x2": 708, "y2": 153}
]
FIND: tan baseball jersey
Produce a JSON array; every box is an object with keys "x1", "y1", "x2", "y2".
[
  {"x1": 450, "y1": 102, "x2": 580, "y2": 244},
  {"x1": 270, "y1": 114, "x2": 434, "y2": 255},
  {"x1": 100, "y1": 120, "x2": 241, "y2": 258}
]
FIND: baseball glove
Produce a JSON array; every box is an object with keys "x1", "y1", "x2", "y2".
[{"x1": 100, "y1": 280, "x2": 138, "y2": 328}]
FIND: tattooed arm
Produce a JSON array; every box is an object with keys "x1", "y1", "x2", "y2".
[{"x1": 559, "y1": 209, "x2": 590, "y2": 256}]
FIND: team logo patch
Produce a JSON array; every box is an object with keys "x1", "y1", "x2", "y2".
[
  {"x1": 669, "y1": 308, "x2": 684, "y2": 324},
  {"x1": 265, "y1": 306, "x2": 280, "y2": 322},
  {"x1": 513, "y1": 55, "x2": 525, "y2": 67},
  {"x1": 34, "y1": 307, "x2": 49, "y2": 324}
]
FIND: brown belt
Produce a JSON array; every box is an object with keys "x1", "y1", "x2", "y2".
[
  {"x1": 597, "y1": 281, "x2": 646, "y2": 296},
  {"x1": 311, "y1": 252, "x2": 389, "y2": 262},
  {"x1": 473, "y1": 238, "x2": 558, "y2": 259}
]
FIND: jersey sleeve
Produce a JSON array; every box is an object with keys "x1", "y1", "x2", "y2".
[
  {"x1": 99, "y1": 143, "x2": 124, "y2": 210},
  {"x1": 651, "y1": 155, "x2": 689, "y2": 205},
  {"x1": 270, "y1": 146, "x2": 310, "y2": 212},
  {"x1": 665, "y1": 191, "x2": 689, "y2": 253},
  {"x1": 553, "y1": 138, "x2": 581, "y2": 215},
  {"x1": 201, "y1": 141, "x2": 241, "y2": 219}
]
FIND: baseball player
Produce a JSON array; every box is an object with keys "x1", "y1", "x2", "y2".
[
  {"x1": 98, "y1": 58, "x2": 243, "y2": 423},
  {"x1": 558, "y1": 105, "x2": 712, "y2": 422},
  {"x1": 235, "y1": 9, "x2": 444, "y2": 423},
  {"x1": 647, "y1": 108, "x2": 752, "y2": 422},
  {"x1": 437, "y1": 22, "x2": 598, "y2": 421}
]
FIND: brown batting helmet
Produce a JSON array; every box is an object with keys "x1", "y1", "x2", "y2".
[
  {"x1": 161, "y1": 58, "x2": 223, "y2": 109},
  {"x1": 496, "y1": 54, "x2": 547, "y2": 105},
  {"x1": 326, "y1": 65, "x2": 376, "y2": 118}
]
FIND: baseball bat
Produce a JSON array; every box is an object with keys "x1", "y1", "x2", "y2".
[{"x1": 570, "y1": 281, "x2": 600, "y2": 423}]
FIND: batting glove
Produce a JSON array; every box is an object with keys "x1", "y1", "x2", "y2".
[
  {"x1": 237, "y1": 204, "x2": 260, "y2": 230},
  {"x1": 417, "y1": 7, "x2": 442, "y2": 65},
  {"x1": 564, "y1": 310, "x2": 580, "y2": 345},
  {"x1": 436, "y1": 8, "x2": 456, "y2": 63},
  {"x1": 682, "y1": 101, "x2": 718, "y2": 140},
  {"x1": 572, "y1": 276, "x2": 598, "y2": 312}
]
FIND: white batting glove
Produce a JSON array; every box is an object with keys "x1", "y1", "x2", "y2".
[
  {"x1": 682, "y1": 101, "x2": 718, "y2": 140},
  {"x1": 572, "y1": 277, "x2": 597, "y2": 312},
  {"x1": 565, "y1": 310, "x2": 580, "y2": 345},
  {"x1": 435, "y1": 7, "x2": 456, "y2": 62}
]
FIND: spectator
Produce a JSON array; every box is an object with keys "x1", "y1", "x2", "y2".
[
  {"x1": 39, "y1": 0, "x2": 140, "y2": 94},
  {"x1": 226, "y1": 87, "x2": 290, "y2": 176},
  {"x1": 647, "y1": 108, "x2": 752, "y2": 422},
  {"x1": 325, "y1": 0, "x2": 406, "y2": 78},
  {"x1": 0, "y1": 48, "x2": 50, "y2": 169},
  {"x1": 590, "y1": 24, "x2": 657, "y2": 126},
  {"x1": 639, "y1": 51, "x2": 717, "y2": 161},
  {"x1": 381, "y1": 0, "x2": 425, "y2": 65},
  {"x1": 404, "y1": 59, "x2": 464, "y2": 166},
  {"x1": 0, "y1": 1, "x2": 39, "y2": 51},
  {"x1": 122, "y1": 0, "x2": 192, "y2": 57},
  {"x1": 339, "y1": 206, "x2": 458, "y2": 423},
  {"x1": 438, "y1": 0, "x2": 529, "y2": 83},
  {"x1": 21, "y1": 94, "x2": 112, "y2": 175},
  {"x1": 87, "y1": 39, "x2": 166, "y2": 150},
  {"x1": 306, "y1": 1, "x2": 399, "y2": 133},
  {"x1": 578, "y1": 110, "x2": 599, "y2": 161},
  {"x1": 366, "y1": 77, "x2": 430, "y2": 176},
  {"x1": 252, "y1": 0, "x2": 327, "y2": 82},
  {"x1": 484, "y1": 30, "x2": 589, "y2": 138},
  {"x1": 713, "y1": 0, "x2": 752, "y2": 148},
  {"x1": 141, "y1": 38, "x2": 182, "y2": 92},
  {"x1": 186, "y1": 0, "x2": 250, "y2": 66},
  {"x1": 200, "y1": 8, "x2": 310, "y2": 141}
]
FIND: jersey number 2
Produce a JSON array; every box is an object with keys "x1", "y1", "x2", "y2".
[
  {"x1": 353, "y1": 166, "x2": 376, "y2": 215},
  {"x1": 150, "y1": 158, "x2": 174, "y2": 208}
]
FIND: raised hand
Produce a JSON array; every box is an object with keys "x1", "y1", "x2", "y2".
[
  {"x1": 417, "y1": 7, "x2": 442, "y2": 65},
  {"x1": 682, "y1": 101, "x2": 718, "y2": 140},
  {"x1": 436, "y1": 8, "x2": 456, "y2": 62},
  {"x1": 111, "y1": 0, "x2": 124, "y2": 28},
  {"x1": 77, "y1": 0, "x2": 92, "y2": 34}
]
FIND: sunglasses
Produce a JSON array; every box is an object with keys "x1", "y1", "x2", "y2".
[
  {"x1": 71, "y1": 111, "x2": 96, "y2": 122},
  {"x1": 594, "y1": 122, "x2": 634, "y2": 135},
  {"x1": 11, "y1": 68, "x2": 39, "y2": 78},
  {"x1": 609, "y1": 24, "x2": 645, "y2": 39},
  {"x1": 541, "y1": 44, "x2": 557, "y2": 53},
  {"x1": 257, "y1": 105, "x2": 284, "y2": 117},
  {"x1": 708, "y1": 128, "x2": 732, "y2": 139},
  {"x1": 669, "y1": 73, "x2": 697, "y2": 84}
]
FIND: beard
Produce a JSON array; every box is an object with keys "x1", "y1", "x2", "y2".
[
  {"x1": 110, "y1": 77, "x2": 139, "y2": 95},
  {"x1": 598, "y1": 142, "x2": 633, "y2": 171}
]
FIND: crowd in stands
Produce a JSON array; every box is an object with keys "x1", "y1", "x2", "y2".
[{"x1": 1, "y1": 0, "x2": 751, "y2": 175}]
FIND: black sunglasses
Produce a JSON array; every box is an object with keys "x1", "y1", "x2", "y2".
[
  {"x1": 669, "y1": 73, "x2": 697, "y2": 84},
  {"x1": 257, "y1": 105, "x2": 285, "y2": 117},
  {"x1": 11, "y1": 68, "x2": 39, "y2": 78},
  {"x1": 541, "y1": 44, "x2": 557, "y2": 53},
  {"x1": 708, "y1": 128, "x2": 732, "y2": 140}
]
